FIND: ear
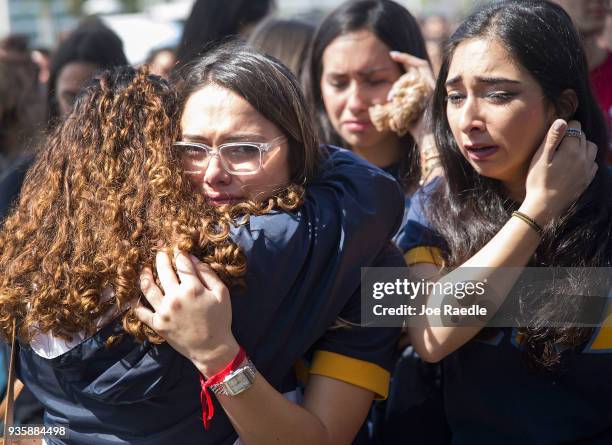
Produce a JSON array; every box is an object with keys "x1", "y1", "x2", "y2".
[{"x1": 554, "y1": 89, "x2": 578, "y2": 120}]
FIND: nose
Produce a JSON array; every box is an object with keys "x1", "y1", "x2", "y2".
[
  {"x1": 458, "y1": 96, "x2": 486, "y2": 134},
  {"x1": 346, "y1": 81, "x2": 370, "y2": 114},
  {"x1": 203, "y1": 156, "x2": 231, "y2": 188}
]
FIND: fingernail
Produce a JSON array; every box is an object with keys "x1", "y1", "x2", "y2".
[
  {"x1": 553, "y1": 120, "x2": 566, "y2": 131},
  {"x1": 389, "y1": 51, "x2": 400, "y2": 57},
  {"x1": 140, "y1": 277, "x2": 149, "y2": 289}
]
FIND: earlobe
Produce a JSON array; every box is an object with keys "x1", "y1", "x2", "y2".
[{"x1": 555, "y1": 89, "x2": 578, "y2": 120}]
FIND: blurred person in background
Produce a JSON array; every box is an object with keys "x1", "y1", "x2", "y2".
[
  {"x1": 0, "y1": 20, "x2": 128, "y2": 217},
  {"x1": 419, "y1": 14, "x2": 451, "y2": 76},
  {"x1": 0, "y1": 39, "x2": 45, "y2": 175},
  {"x1": 551, "y1": 0, "x2": 612, "y2": 162},
  {"x1": 47, "y1": 20, "x2": 128, "y2": 126},
  {"x1": 248, "y1": 18, "x2": 314, "y2": 78},
  {"x1": 145, "y1": 46, "x2": 176, "y2": 79},
  {"x1": 31, "y1": 48, "x2": 51, "y2": 85},
  {"x1": 420, "y1": 14, "x2": 450, "y2": 41},
  {"x1": 176, "y1": 0, "x2": 274, "y2": 68},
  {"x1": 601, "y1": 11, "x2": 612, "y2": 49},
  {"x1": 0, "y1": 34, "x2": 29, "y2": 55},
  {"x1": 304, "y1": 0, "x2": 434, "y2": 197}
]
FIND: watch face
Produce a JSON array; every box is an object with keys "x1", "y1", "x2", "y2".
[{"x1": 226, "y1": 370, "x2": 252, "y2": 395}]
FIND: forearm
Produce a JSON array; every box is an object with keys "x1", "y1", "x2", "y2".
[
  {"x1": 409, "y1": 205, "x2": 541, "y2": 361},
  {"x1": 193, "y1": 344, "x2": 375, "y2": 445},
  {"x1": 406, "y1": 119, "x2": 596, "y2": 361},
  {"x1": 192, "y1": 345, "x2": 330, "y2": 445},
  {"x1": 216, "y1": 373, "x2": 330, "y2": 445}
]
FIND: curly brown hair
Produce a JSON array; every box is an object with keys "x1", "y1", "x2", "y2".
[{"x1": 0, "y1": 66, "x2": 303, "y2": 345}]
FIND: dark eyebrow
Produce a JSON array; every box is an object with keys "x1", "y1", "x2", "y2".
[
  {"x1": 326, "y1": 66, "x2": 392, "y2": 77},
  {"x1": 445, "y1": 75, "x2": 461, "y2": 87},
  {"x1": 445, "y1": 75, "x2": 521, "y2": 87},
  {"x1": 358, "y1": 66, "x2": 392, "y2": 76},
  {"x1": 181, "y1": 133, "x2": 266, "y2": 144},
  {"x1": 181, "y1": 135, "x2": 209, "y2": 143},
  {"x1": 222, "y1": 133, "x2": 266, "y2": 143}
]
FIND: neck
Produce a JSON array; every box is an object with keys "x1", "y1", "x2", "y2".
[
  {"x1": 581, "y1": 32, "x2": 608, "y2": 70},
  {"x1": 352, "y1": 135, "x2": 401, "y2": 168},
  {"x1": 502, "y1": 170, "x2": 528, "y2": 204}
]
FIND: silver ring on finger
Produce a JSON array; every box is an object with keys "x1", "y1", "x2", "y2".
[{"x1": 564, "y1": 128, "x2": 583, "y2": 139}]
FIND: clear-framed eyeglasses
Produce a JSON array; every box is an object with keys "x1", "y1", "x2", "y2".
[{"x1": 173, "y1": 136, "x2": 286, "y2": 175}]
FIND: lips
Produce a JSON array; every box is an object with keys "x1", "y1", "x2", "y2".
[
  {"x1": 464, "y1": 145, "x2": 499, "y2": 160},
  {"x1": 342, "y1": 120, "x2": 371, "y2": 132},
  {"x1": 205, "y1": 194, "x2": 241, "y2": 206}
]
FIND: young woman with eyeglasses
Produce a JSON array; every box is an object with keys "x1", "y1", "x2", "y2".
[
  {"x1": 0, "y1": 44, "x2": 404, "y2": 445},
  {"x1": 394, "y1": 1, "x2": 612, "y2": 442}
]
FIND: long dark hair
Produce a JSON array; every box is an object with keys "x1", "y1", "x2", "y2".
[
  {"x1": 429, "y1": 0, "x2": 611, "y2": 369},
  {"x1": 176, "y1": 0, "x2": 274, "y2": 68},
  {"x1": 178, "y1": 42, "x2": 321, "y2": 185},
  {"x1": 303, "y1": 0, "x2": 429, "y2": 191}
]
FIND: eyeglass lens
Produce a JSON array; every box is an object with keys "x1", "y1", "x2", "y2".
[{"x1": 180, "y1": 143, "x2": 262, "y2": 174}]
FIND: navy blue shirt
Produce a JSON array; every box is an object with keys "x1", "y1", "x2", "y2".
[
  {"x1": 396, "y1": 179, "x2": 612, "y2": 445},
  {"x1": 17, "y1": 146, "x2": 404, "y2": 444}
]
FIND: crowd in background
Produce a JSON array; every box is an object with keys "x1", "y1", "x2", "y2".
[
  {"x1": 2, "y1": 0, "x2": 611, "y2": 183},
  {"x1": 0, "y1": 0, "x2": 611, "y2": 444}
]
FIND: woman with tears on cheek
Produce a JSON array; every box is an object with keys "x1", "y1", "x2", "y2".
[
  {"x1": 134, "y1": 43, "x2": 406, "y2": 445},
  {"x1": 0, "y1": 46, "x2": 404, "y2": 445},
  {"x1": 395, "y1": 1, "x2": 612, "y2": 443},
  {"x1": 304, "y1": 0, "x2": 437, "y2": 197}
]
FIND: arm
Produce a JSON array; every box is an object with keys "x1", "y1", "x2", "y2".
[
  {"x1": 135, "y1": 250, "x2": 375, "y2": 445},
  {"x1": 406, "y1": 120, "x2": 598, "y2": 362},
  {"x1": 224, "y1": 148, "x2": 404, "y2": 386},
  {"x1": 218, "y1": 373, "x2": 373, "y2": 445}
]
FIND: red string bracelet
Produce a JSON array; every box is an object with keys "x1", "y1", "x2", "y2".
[{"x1": 199, "y1": 346, "x2": 247, "y2": 430}]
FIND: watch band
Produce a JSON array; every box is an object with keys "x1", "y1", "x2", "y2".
[
  {"x1": 199, "y1": 346, "x2": 249, "y2": 429},
  {"x1": 210, "y1": 359, "x2": 257, "y2": 396}
]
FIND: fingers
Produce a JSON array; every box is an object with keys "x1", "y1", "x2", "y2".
[
  {"x1": 173, "y1": 249, "x2": 201, "y2": 288},
  {"x1": 554, "y1": 120, "x2": 599, "y2": 192},
  {"x1": 567, "y1": 119, "x2": 582, "y2": 132},
  {"x1": 556, "y1": 120, "x2": 586, "y2": 159},
  {"x1": 189, "y1": 254, "x2": 227, "y2": 302},
  {"x1": 133, "y1": 304, "x2": 157, "y2": 330},
  {"x1": 389, "y1": 51, "x2": 436, "y2": 90},
  {"x1": 586, "y1": 141, "x2": 598, "y2": 163},
  {"x1": 389, "y1": 51, "x2": 429, "y2": 68},
  {"x1": 156, "y1": 250, "x2": 179, "y2": 292},
  {"x1": 541, "y1": 119, "x2": 568, "y2": 162},
  {"x1": 587, "y1": 141, "x2": 599, "y2": 183},
  {"x1": 139, "y1": 267, "x2": 164, "y2": 309},
  {"x1": 564, "y1": 120, "x2": 584, "y2": 148}
]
